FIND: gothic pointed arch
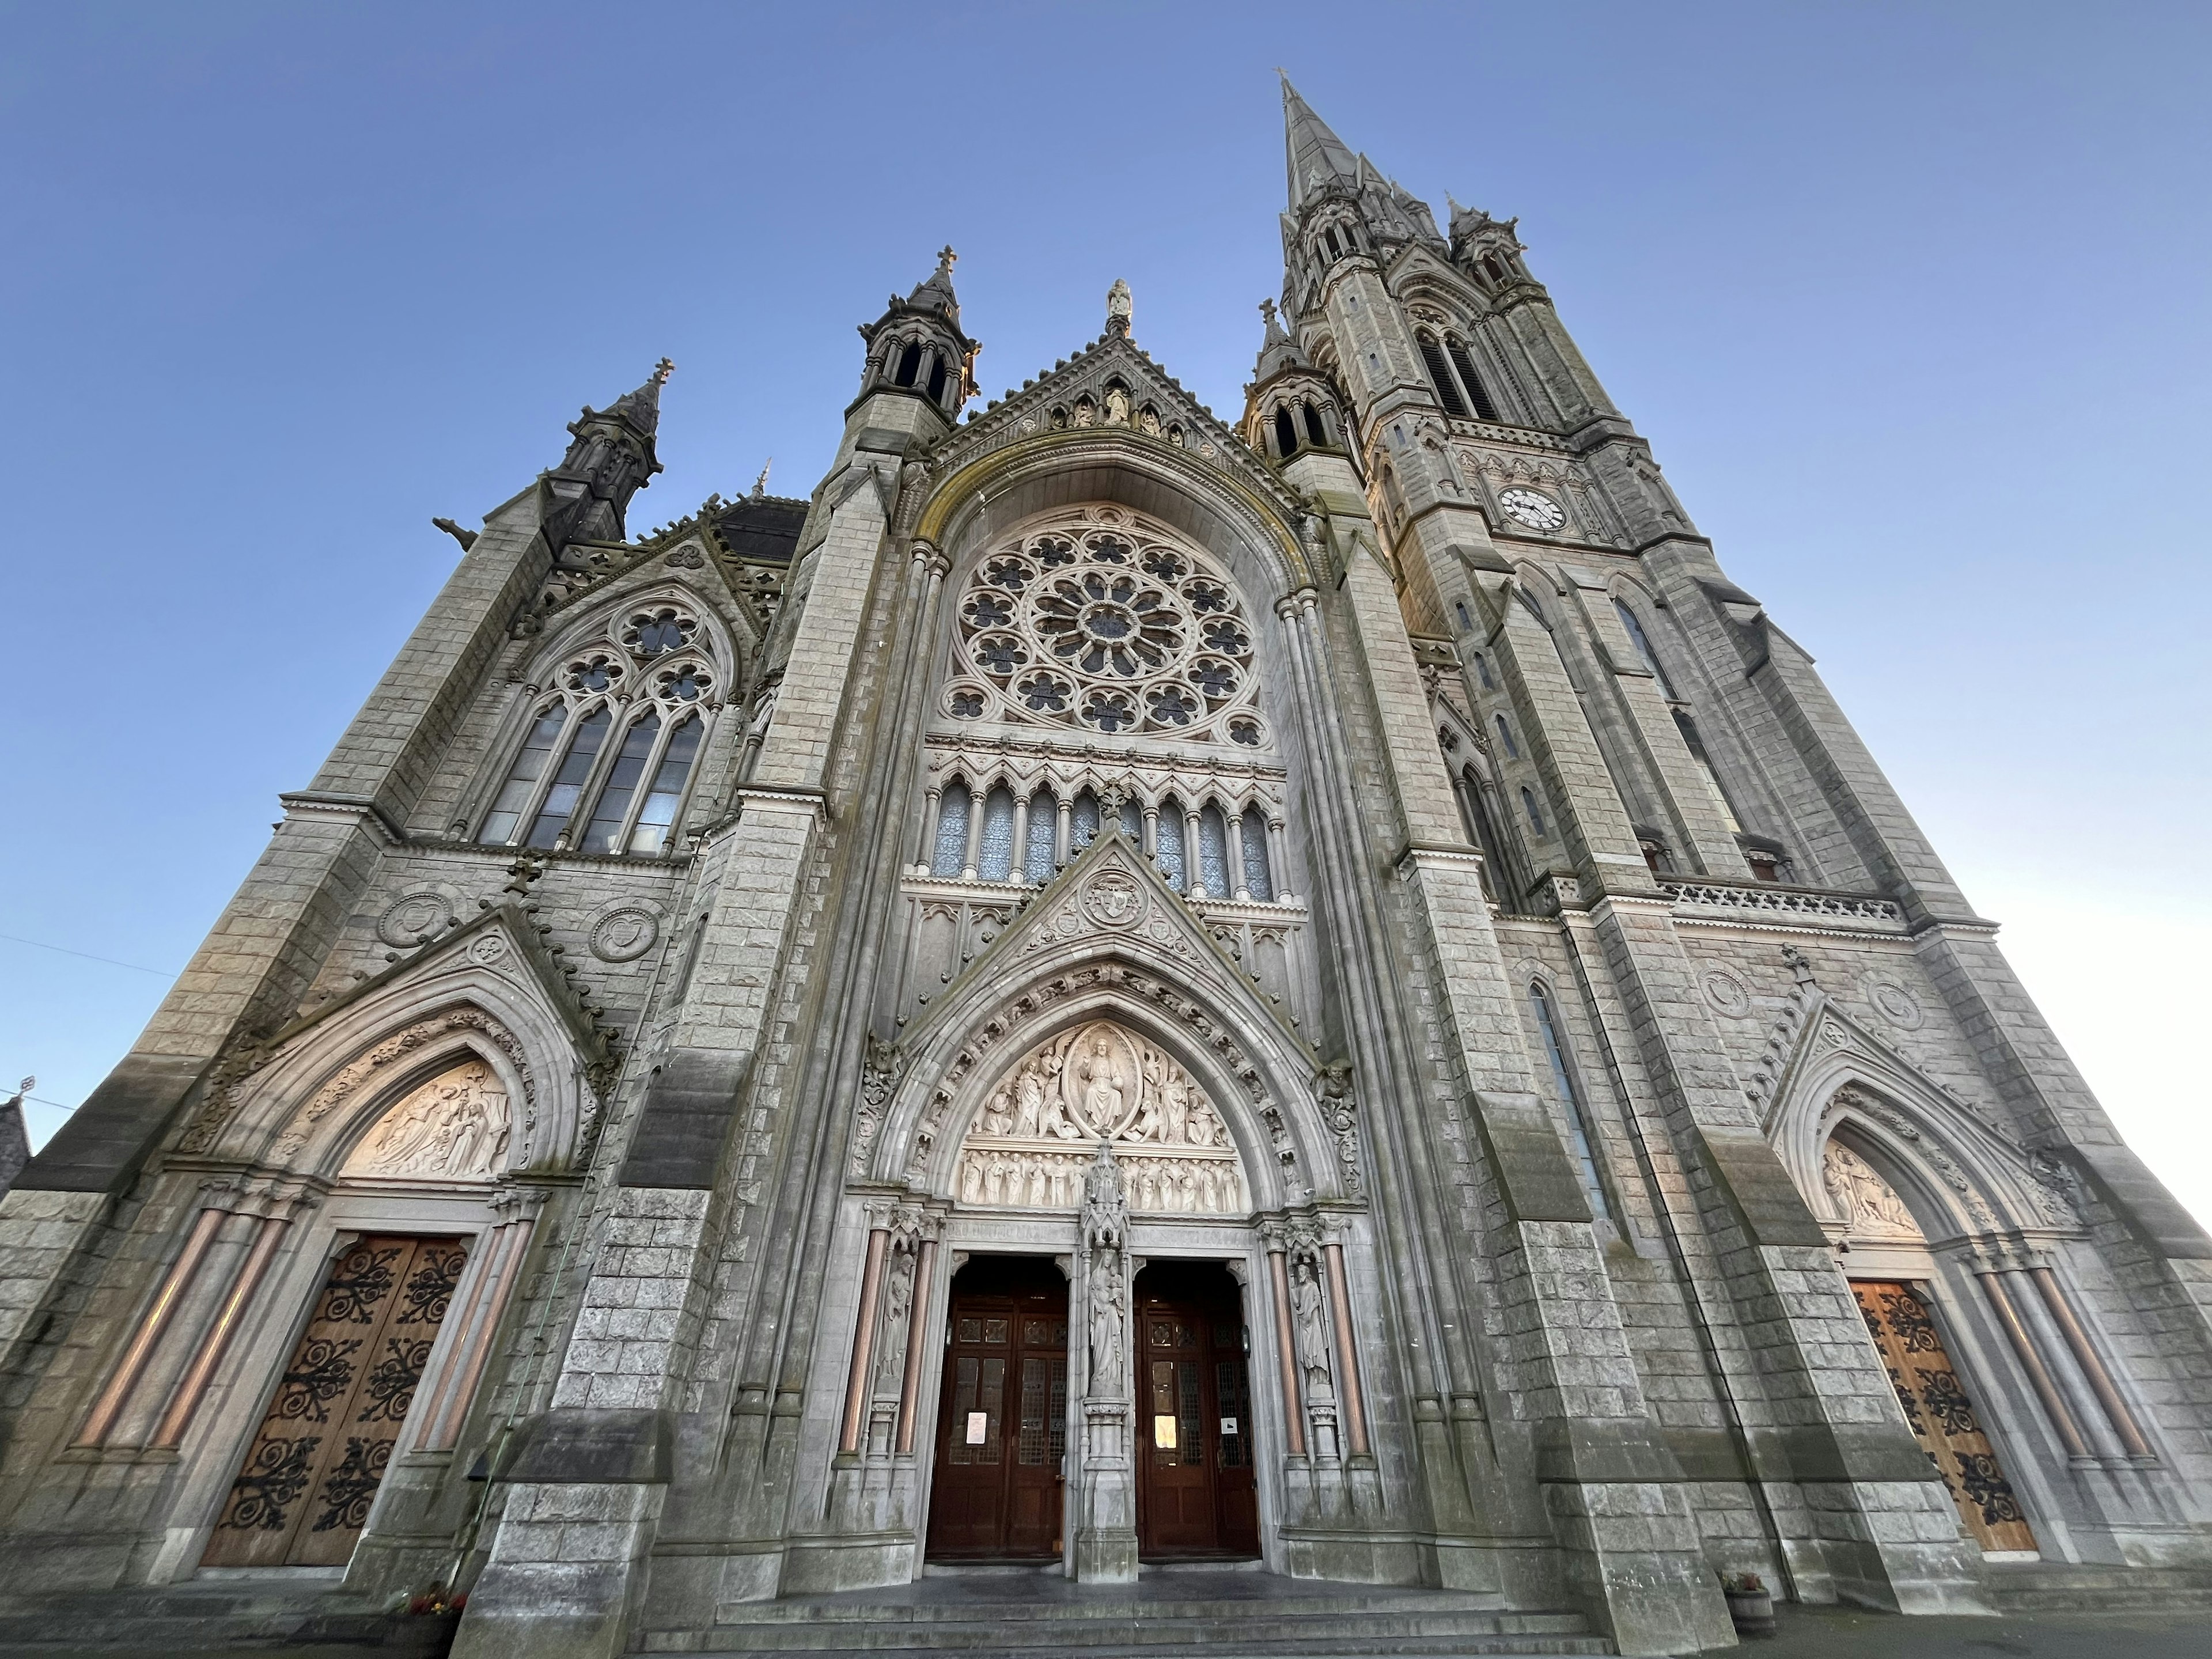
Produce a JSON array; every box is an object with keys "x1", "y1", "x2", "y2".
[
  {"x1": 858, "y1": 832, "x2": 1344, "y2": 1210},
  {"x1": 1762, "y1": 993, "x2": 2078, "y2": 1244},
  {"x1": 175, "y1": 906, "x2": 614, "y2": 1180}
]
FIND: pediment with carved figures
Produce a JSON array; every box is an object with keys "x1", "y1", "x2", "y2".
[
  {"x1": 956, "y1": 1019, "x2": 1246, "y2": 1215},
  {"x1": 342, "y1": 1059, "x2": 513, "y2": 1182}
]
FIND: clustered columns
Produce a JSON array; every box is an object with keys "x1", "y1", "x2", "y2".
[
  {"x1": 1971, "y1": 1251, "x2": 2155, "y2": 1467},
  {"x1": 74, "y1": 1178, "x2": 320, "y2": 1453},
  {"x1": 1260, "y1": 1218, "x2": 1372, "y2": 1479},
  {"x1": 836, "y1": 1200, "x2": 940, "y2": 1462}
]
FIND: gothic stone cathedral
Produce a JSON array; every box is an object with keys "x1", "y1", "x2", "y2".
[{"x1": 3, "y1": 84, "x2": 2207, "y2": 1659}]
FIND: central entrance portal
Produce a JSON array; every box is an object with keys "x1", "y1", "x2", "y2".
[
  {"x1": 926, "y1": 1256, "x2": 1068, "y2": 1559},
  {"x1": 1134, "y1": 1261, "x2": 1257, "y2": 1559}
]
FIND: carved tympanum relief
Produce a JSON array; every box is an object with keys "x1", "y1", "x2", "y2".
[
  {"x1": 955, "y1": 1020, "x2": 1246, "y2": 1215},
  {"x1": 343, "y1": 1060, "x2": 512, "y2": 1181},
  {"x1": 1822, "y1": 1139, "x2": 1923, "y2": 1240}
]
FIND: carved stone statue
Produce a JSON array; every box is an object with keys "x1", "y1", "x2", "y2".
[
  {"x1": 1088, "y1": 1258, "x2": 1124, "y2": 1393},
  {"x1": 1289, "y1": 1253, "x2": 1334, "y2": 1399},
  {"x1": 1823, "y1": 1140, "x2": 1921, "y2": 1236},
  {"x1": 347, "y1": 1060, "x2": 511, "y2": 1180}
]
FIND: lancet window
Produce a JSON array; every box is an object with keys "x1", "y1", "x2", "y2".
[
  {"x1": 479, "y1": 603, "x2": 717, "y2": 855},
  {"x1": 1528, "y1": 982, "x2": 1612, "y2": 1224}
]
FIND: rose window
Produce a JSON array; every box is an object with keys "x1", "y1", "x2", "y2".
[{"x1": 946, "y1": 510, "x2": 1267, "y2": 746}]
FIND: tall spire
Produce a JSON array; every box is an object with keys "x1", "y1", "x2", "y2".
[{"x1": 1279, "y1": 73, "x2": 1359, "y2": 207}]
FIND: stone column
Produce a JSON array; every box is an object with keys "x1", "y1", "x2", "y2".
[
  {"x1": 960, "y1": 783, "x2": 986, "y2": 880},
  {"x1": 838, "y1": 1215, "x2": 892, "y2": 1457},
  {"x1": 1322, "y1": 1236, "x2": 1369, "y2": 1458},
  {"x1": 1055, "y1": 798, "x2": 1073, "y2": 866},
  {"x1": 1263, "y1": 1237, "x2": 1306, "y2": 1458},
  {"x1": 1227, "y1": 811, "x2": 1250, "y2": 901},
  {"x1": 919, "y1": 786, "x2": 941, "y2": 870},
  {"x1": 895, "y1": 1236, "x2": 938, "y2": 1456},
  {"x1": 1976, "y1": 1264, "x2": 2089, "y2": 1460},
  {"x1": 1009, "y1": 795, "x2": 1031, "y2": 881},
  {"x1": 2029, "y1": 1264, "x2": 2152, "y2": 1460},
  {"x1": 1072, "y1": 1145, "x2": 1137, "y2": 1582}
]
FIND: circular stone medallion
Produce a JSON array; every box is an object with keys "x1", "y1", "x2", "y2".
[
  {"x1": 590, "y1": 907, "x2": 660, "y2": 963},
  {"x1": 1863, "y1": 976, "x2": 1925, "y2": 1031},
  {"x1": 378, "y1": 891, "x2": 453, "y2": 948},
  {"x1": 1080, "y1": 869, "x2": 1145, "y2": 930},
  {"x1": 1700, "y1": 965, "x2": 1752, "y2": 1018}
]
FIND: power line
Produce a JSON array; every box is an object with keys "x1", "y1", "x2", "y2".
[{"x1": 0, "y1": 931, "x2": 177, "y2": 979}]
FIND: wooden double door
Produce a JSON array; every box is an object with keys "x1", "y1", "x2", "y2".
[
  {"x1": 926, "y1": 1257, "x2": 1069, "y2": 1559},
  {"x1": 1134, "y1": 1262, "x2": 1257, "y2": 1559},
  {"x1": 203, "y1": 1234, "x2": 467, "y2": 1567},
  {"x1": 1853, "y1": 1279, "x2": 2036, "y2": 1553}
]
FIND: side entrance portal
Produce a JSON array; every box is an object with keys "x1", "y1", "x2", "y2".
[
  {"x1": 1851, "y1": 1279, "x2": 2036, "y2": 1554},
  {"x1": 203, "y1": 1234, "x2": 467, "y2": 1568},
  {"x1": 926, "y1": 1256, "x2": 1069, "y2": 1559},
  {"x1": 1134, "y1": 1261, "x2": 1257, "y2": 1559}
]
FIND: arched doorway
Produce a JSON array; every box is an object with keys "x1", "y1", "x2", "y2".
[
  {"x1": 1132, "y1": 1259, "x2": 1257, "y2": 1559},
  {"x1": 925, "y1": 1256, "x2": 1070, "y2": 1560}
]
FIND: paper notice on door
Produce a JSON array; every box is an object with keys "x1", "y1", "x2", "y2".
[
  {"x1": 1153, "y1": 1414, "x2": 1178, "y2": 1449},
  {"x1": 1219, "y1": 1416, "x2": 1238, "y2": 1436},
  {"x1": 965, "y1": 1411, "x2": 988, "y2": 1445}
]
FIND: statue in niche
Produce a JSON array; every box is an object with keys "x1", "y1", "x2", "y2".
[
  {"x1": 1013, "y1": 1067, "x2": 1046, "y2": 1138},
  {"x1": 348, "y1": 1059, "x2": 511, "y2": 1180},
  {"x1": 1823, "y1": 1139, "x2": 1921, "y2": 1236},
  {"x1": 1105, "y1": 384, "x2": 1131, "y2": 425},
  {"x1": 1290, "y1": 1253, "x2": 1334, "y2": 1398},
  {"x1": 1089, "y1": 1256, "x2": 1124, "y2": 1392}
]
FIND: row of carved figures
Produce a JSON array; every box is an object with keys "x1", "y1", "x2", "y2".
[{"x1": 957, "y1": 1148, "x2": 1243, "y2": 1214}]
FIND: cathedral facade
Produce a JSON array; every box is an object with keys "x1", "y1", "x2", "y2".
[{"x1": 2, "y1": 85, "x2": 2207, "y2": 1658}]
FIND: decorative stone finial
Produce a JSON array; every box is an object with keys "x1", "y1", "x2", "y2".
[
  {"x1": 653, "y1": 357, "x2": 674, "y2": 384},
  {"x1": 752, "y1": 460, "x2": 771, "y2": 499},
  {"x1": 1105, "y1": 278, "x2": 1132, "y2": 338}
]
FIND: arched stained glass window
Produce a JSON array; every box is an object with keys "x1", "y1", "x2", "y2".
[
  {"x1": 525, "y1": 708, "x2": 611, "y2": 849},
  {"x1": 628, "y1": 715, "x2": 702, "y2": 854},
  {"x1": 1445, "y1": 337, "x2": 1500, "y2": 421},
  {"x1": 933, "y1": 781, "x2": 972, "y2": 876},
  {"x1": 580, "y1": 713, "x2": 661, "y2": 854},
  {"x1": 1529, "y1": 982, "x2": 1612, "y2": 1224},
  {"x1": 977, "y1": 786, "x2": 1017, "y2": 882},
  {"x1": 480, "y1": 707, "x2": 567, "y2": 846},
  {"x1": 1494, "y1": 714, "x2": 1520, "y2": 759},
  {"x1": 1521, "y1": 786, "x2": 1547, "y2": 836},
  {"x1": 1240, "y1": 806, "x2": 1273, "y2": 901},
  {"x1": 1417, "y1": 334, "x2": 1469, "y2": 417},
  {"x1": 1024, "y1": 790, "x2": 1058, "y2": 882},
  {"x1": 1613, "y1": 599, "x2": 1677, "y2": 700},
  {"x1": 1196, "y1": 804, "x2": 1230, "y2": 898},
  {"x1": 1070, "y1": 790, "x2": 1101, "y2": 853},
  {"x1": 1154, "y1": 797, "x2": 1187, "y2": 892}
]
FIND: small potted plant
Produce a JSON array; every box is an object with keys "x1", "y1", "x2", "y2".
[{"x1": 1722, "y1": 1571, "x2": 1775, "y2": 1637}]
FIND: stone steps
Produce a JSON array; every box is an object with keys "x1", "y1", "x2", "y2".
[
  {"x1": 664, "y1": 1596, "x2": 1605, "y2": 1656},
  {"x1": 1983, "y1": 1561, "x2": 2212, "y2": 1612}
]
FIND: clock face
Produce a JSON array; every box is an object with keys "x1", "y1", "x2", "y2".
[{"x1": 1497, "y1": 487, "x2": 1566, "y2": 532}]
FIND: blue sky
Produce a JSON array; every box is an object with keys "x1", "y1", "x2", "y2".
[{"x1": 3, "y1": 2, "x2": 2207, "y2": 1223}]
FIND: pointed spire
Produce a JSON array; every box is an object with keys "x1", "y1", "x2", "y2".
[
  {"x1": 908, "y1": 245, "x2": 961, "y2": 323},
  {"x1": 1252, "y1": 297, "x2": 1305, "y2": 382},
  {"x1": 1279, "y1": 73, "x2": 1359, "y2": 207},
  {"x1": 751, "y1": 460, "x2": 771, "y2": 499},
  {"x1": 605, "y1": 357, "x2": 673, "y2": 438}
]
